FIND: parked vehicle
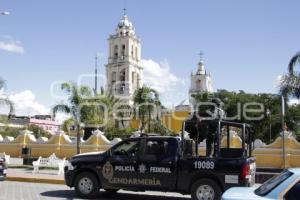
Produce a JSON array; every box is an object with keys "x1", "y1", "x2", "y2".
[
  {"x1": 64, "y1": 118, "x2": 256, "y2": 200},
  {"x1": 0, "y1": 157, "x2": 7, "y2": 179},
  {"x1": 222, "y1": 168, "x2": 300, "y2": 200}
]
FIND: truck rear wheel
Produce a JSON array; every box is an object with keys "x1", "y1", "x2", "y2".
[
  {"x1": 74, "y1": 172, "x2": 100, "y2": 199},
  {"x1": 191, "y1": 179, "x2": 221, "y2": 200}
]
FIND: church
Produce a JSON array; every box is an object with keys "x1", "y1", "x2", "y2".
[
  {"x1": 189, "y1": 55, "x2": 214, "y2": 106},
  {"x1": 104, "y1": 11, "x2": 213, "y2": 107},
  {"x1": 105, "y1": 12, "x2": 143, "y2": 105}
]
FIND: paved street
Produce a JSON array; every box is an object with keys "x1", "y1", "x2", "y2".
[{"x1": 0, "y1": 181, "x2": 191, "y2": 200}]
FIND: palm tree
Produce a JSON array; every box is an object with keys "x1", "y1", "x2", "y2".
[
  {"x1": 116, "y1": 104, "x2": 132, "y2": 128},
  {"x1": 53, "y1": 83, "x2": 120, "y2": 153},
  {"x1": 0, "y1": 77, "x2": 14, "y2": 119},
  {"x1": 280, "y1": 52, "x2": 300, "y2": 98},
  {"x1": 133, "y1": 86, "x2": 160, "y2": 132},
  {"x1": 53, "y1": 82, "x2": 93, "y2": 154},
  {"x1": 99, "y1": 93, "x2": 120, "y2": 123},
  {"x1": 90, "y1": 92, "x2": 120, "y2": 129}
]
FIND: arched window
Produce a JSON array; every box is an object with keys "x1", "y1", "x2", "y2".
[
  {"x1": 120, "y1": 69, "x2": 126, "y2": 93},
  {"x1": 131, "y1": 45, "x2": 134, "y2": 58},
  {"x1": 114, "y1": 45, "x2": 118, "y2": 59},
  {"x1": 132, "y1": 72, "x2": 135, "y2": 84},
  {"x1": 137, "y1": 74, "x2": 140, "y2": 88},
  {"x1": 196, "y1": 79, "x2": 201, "y2": 89},
  {"x1": 121, "y1": 44, "x2": 125, "y2": 59},
  {"x1": 111, "y1": 72, "x2": 116, "y2": 84},
  {"x1": 120, "y1": 69, "x2": 126, "y2": 82},
  {"x1": 135, "y1": 46, "x2": 138, "y2": 61}
]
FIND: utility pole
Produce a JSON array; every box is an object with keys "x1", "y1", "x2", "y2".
[
  {"x1": 266, "y1": 109, "x2": 272, "y2": 143},
  {"x1": 270, "y1": 114, "x2": 272, "y2": 143},
  {"x1": 281, "y1": 96, "x2": 286, "y2": 169},
  {"x1": 94, "y1": 55, "x2": 98, "y2": 95}
]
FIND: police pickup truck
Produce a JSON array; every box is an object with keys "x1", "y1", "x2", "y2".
[{"x1": 64, "y1": 119, "x2": 256, "y2": 200}]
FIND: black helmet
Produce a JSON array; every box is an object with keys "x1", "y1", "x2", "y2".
[{"x1": 212, "y1": 98, "x2": 224, "y2": 107}]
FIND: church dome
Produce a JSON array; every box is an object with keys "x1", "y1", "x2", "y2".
[{"x1": 118, "y1": 15, "x2": 133, "y2": 29}]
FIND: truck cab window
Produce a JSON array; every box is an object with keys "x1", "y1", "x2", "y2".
[
  {"x1": 145, "y1": 140, "x2": 169, "y2": 156},
  {"x1": 112, "y1": 140, "x2": 139, "y2": 156}
]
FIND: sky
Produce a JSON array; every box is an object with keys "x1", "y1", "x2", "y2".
[{"x1": 0, "y1": 0, "x2": 300, "y2": 117}]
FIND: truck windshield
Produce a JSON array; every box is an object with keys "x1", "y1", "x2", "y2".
[{"x1": 255, "y1": 170, "x2": 293, "y2": 196}]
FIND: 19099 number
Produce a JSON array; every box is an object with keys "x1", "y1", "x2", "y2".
[{"x1": 194, "y1": 161, "x2": 215, "y2": 169}]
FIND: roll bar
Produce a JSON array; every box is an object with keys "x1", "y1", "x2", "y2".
[{"x1": 182, "y1": 119, "x2": 252, "y2": 158}]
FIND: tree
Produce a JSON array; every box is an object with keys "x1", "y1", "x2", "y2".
[
  {"x1": 62, "y1": 118, "x2": 76, "y2": 134},
  {"x1": 285, "y1": 104, "x2": 300, "y2": 140},
  {"x1": 82, "y1": 92, "x2": 121, "y2": 139},
  {"x1": 280, "y1": 51, "x2": 300, "y2": 98},
  {"x1": 116, "y1": 104, "x2": 132, "y2": 128},
  {"x1": 26, "y1": 124, "x2": 49, "y2": 138},
  {"x1": 96, "y1": 92, "x2": 120, "y2": 128},
  {"x1": 192, "y1": 92, "x2": 215, "y2": 117},
  {"x1": 216, "y1": 90, "x2": 283, "y2": 141},
  {"x1": 0, "y1": 77, "x2": 14, "y2": 119},
  {"x1": 192, "y1": 90, "x2": 284, "y2": 142},
  {"x1": 53, "y1": 82, "x2": 94, "y2": 154},
  {"x1": 133, "y1": 86, "x2": 160, "y2": 132},
  {"x1": 0, "y1": 126, "x2": 20, "y2": 138},
  {"x1": 148, "y1": 120, "x2": 169, "y2": 136}
]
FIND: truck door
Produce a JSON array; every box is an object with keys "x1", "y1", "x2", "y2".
[
  {"x1": 137, "y1": 138, "x2": 178, "y2": 190},
  {"x1": 102, "y1": 139, "x2": 141, "y2": 189}
]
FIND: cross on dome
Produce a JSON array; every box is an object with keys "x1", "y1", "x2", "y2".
[
  {"x1": 118, "y1": 10, "x2": 134, "y2": 29},
  {"x1": 199, "y1": 52, "x2": 204, "y2": 62}
]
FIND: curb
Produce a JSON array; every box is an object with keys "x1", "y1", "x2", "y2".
[{"x1": 6, "y1": 176, "x2": 65, "y2": 185}]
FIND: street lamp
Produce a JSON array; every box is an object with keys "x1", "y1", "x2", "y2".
[
  {"x1": 266, "y1": 108, "x2": 272, "y2": 143},
  {"x1": 1, "y1": 11, "x2": 10, "y2": 15}
]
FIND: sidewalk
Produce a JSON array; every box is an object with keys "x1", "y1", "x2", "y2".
[{"x1": 6, "y1": 168, "x2": 65, "y2": 185}]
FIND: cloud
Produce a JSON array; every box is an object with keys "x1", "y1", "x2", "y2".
[
  {"x1": 288, "y1": 99, "x2": 300, "y2": 105},
  {"x1": 0, "y1": 35, "x2": 24, "y2": 54},
  {"x1": 54, "y1": 112, "x2": 70, "y2": 124},
  {"x1": 141, "y1": 59, "x2": 184, "y2": 93},
  {"x1": 276, "y1": 74, "x2": 283, "y2": 83},
  {"x1": 8, "y1": 90, "x2": 50, "y2": 116}
]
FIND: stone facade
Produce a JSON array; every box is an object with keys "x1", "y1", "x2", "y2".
[
  {"x1": 106, "y1": 13, "x2": 143, "y2": 104},
  {"x1": 189, "y1": 58, "x2": 213, "y2": 105}
]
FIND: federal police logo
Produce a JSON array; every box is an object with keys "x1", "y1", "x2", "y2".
[
  {"x1": 138, "y1": 164, "x2": 147, "y2": 173},
  {"x1": 102, "y1": 161, "x2": 114, "y2": 180}
]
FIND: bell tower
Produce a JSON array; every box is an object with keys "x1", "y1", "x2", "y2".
[
  {"x1": 189, "y1": 53, "x2": 213, "y2": 105},
  {"x1": 106, "y1": 10, "x2": 143, "y2": 103}
]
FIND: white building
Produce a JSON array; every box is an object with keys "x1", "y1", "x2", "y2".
[
  {"x1": 106, "y1": 12, "x2": 143, "y2": 104},
  {"x1": 189, "y1": 57, "x2": 213, "y2": 105}
]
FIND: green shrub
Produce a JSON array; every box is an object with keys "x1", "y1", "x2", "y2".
[{"x1": 104, "y1": 127, "x2": 137, "y2": 140}]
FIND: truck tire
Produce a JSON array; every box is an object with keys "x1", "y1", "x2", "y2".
[
  {"x1": 74, "y1": 172, "x2": 100, "y2": 199},
  {"x1": 191, "y1": 179, "x2": 222, "y2": 200}
]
